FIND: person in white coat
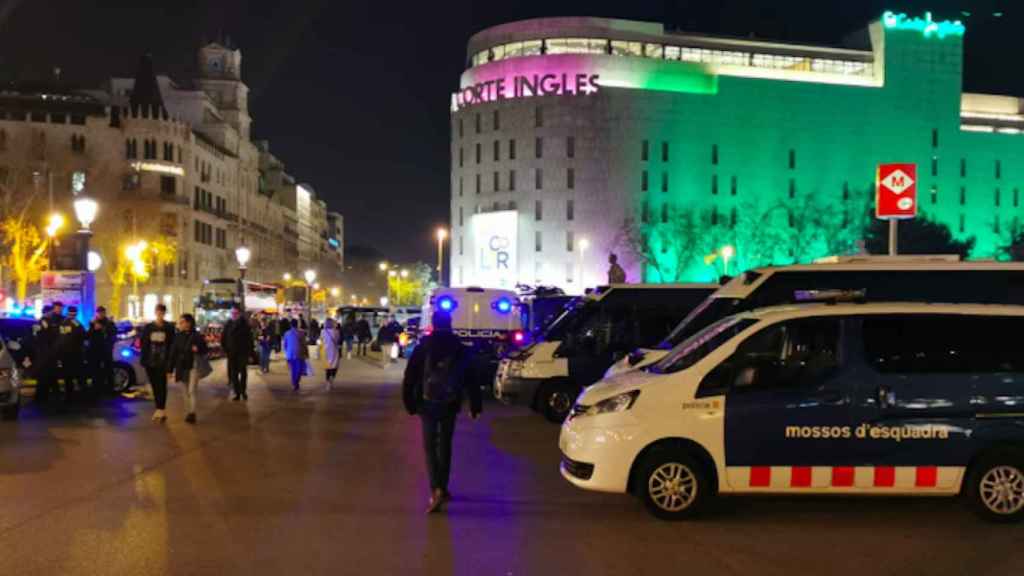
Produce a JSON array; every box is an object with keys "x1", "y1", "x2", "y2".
[{"x1": 321, "y1": 317, "x2": 342, "y2": 391}]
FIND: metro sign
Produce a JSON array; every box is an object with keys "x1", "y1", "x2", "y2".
[{"x1": 876, "y1": 163, "x2": 917, "y2": 219}]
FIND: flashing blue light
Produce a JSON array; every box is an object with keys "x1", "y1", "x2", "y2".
[
  {"x1": 120, "y1": 349, "x2": 133, "y2": 359},
  {"x1": 328, "y1": 238, "x2": 339, "y2": 248},
  {"x1": 438, "y1": 296, "x2": 456, "y2": 312},
  {"x1": 494, "y1": 298, "x2": 512, "y2": 313}
]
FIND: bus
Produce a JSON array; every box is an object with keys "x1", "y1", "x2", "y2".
[{"x1": 195, "y1": 279, "x2": 279, "y2": 328}]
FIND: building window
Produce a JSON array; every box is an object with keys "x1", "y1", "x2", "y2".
[
  {"x1": 535, "y1": 106, "x2": 543, "y2": 128},
  {"x1": 493, "y1": 140, "x2": 500, "y2": 161},
  {"x1": 932, "y1": 128, "x2": 939, "y2": 148},
  {"x1": 662, "y1": 141, "x2": 669, "y2": 162},
  {"x1": 566, "y1": 262, "x2": 574, "y2": 284},
  {"x1": 959, "y1": 213, "x2": 965, "y2": 233},
  {"x1": 731, "y1": 175, "x2": 737, "y2": 196},
  {"x1": 996, "y1": 188, "x2": 1001, "y2": 207},
  {"x1": 459, "y1": 177, "x2": 463, "y2": 197},
  {"x1": 458, "y1": 118, "x2": 463, "y2": 139},
  {"x1": 789, "y1": 178, "x2": 796, "y2": 199},
  {"x1": 493, "y1": 171, "x2": 500, "y2": 192},
  {"x1": 788, "y1": 149, "x2": 796, "y2": 170},
  {"x1": 712, "y1": 174, "x2": 718, "y2": 195},
  {"x1": 730, "y1": 207, "x2": 737, "y2": 228},
  {"x1": 661, "y1": 172, "x2": 668, "y2": 193},
  {"x1": 567, "y1": 199, "x2": 575, "y2": 221},
  {"x1": 459, "y1": 147, "x2": 464, "y2": 167},
  {"x1": 566, "y1": 231, "x2": 575, "y2": 252},
  {"x1": 475, "y1": 174, "x2": 481, "y2": 194},
  {"x1": 535, "y1": 137, "x2": 543, "y2": 159},
  {"x1": 163, "y1": 142, "x2": 173, "y2": 161},
  {"x1": 641, "y1": 140, "x2": 649, "y2": 162},
  {"x1": 641, "y1": 200, "x2": 650, "y2": 224},
  {"x1": 0, "y1": 129, "x2": 7, "y2": 152},
  {"x1": 493, "y1": 109, "x2": 500, "y2": 131},
  {"x1": 787, "y1": 211, "x2": 794, "y2": 228},
  {"x1": 567, "y1": 168, "x2": 575, "y2": 190},
  {"x1": 509, "y1": 139, "x2": 516, "y2": 160},
  {"x1": 475, "y1": 143, "x2": 481, "y2": 164},
  {"x1": 996, "y1": 160, "x2": 1002, "y2": 180},
  {"x1": 535, "y1": 168, "x2": 543, "y2": 190},
  {"x1": 641, "y1": 171, "x2": 648, "y2": 192},
  {"x1": 931, "y1": 156, "x2": 938, "y2": 177},
  {"x1": 535, "y1": 230, "x2": 542, "y2": 252},
  {"x1": 931, "y1": 186, "x2": 938, "y2": 205},
  {"x1": 960, "y1": 158, "x2": 967, "y2": 178},
  {"x1": 1015, "y1": 188, "x2": 1020, "y2": 208},
  {"x1": 535, "y1": 200, "x2": 543, "y2": 221},
  {"x1": 459, "y1": 236, "x2": 464, "y2": 256},
  {"x1": 661, "y1": 203, "x2": 668, "y2": 223},
  {"x1": 459, "y1": 206, "x2": 464, "y2": 226},
  {"x1": 712, "y1": 144, "x2": 718, "y2": 165},
  {"x1": 176, "y1": 146, "x2": 182, "y2": 164},
  {"x1": 567, "y1": 136, "x2": 575, "y2": 159},
  {"x1": 160, "y1": 176, "x2": 175, "y2": 197},
  {"x1": 70, "y1": 134, "x2": 86, "y2": 154},
  {"x1": 711, "y1": 209, "x2": 719, "y2": 226},
  {"x1": 960, "y1": 186, "x2": 966, "y2": 206},
  {"x1": 475, "y1": 113, "x2": 481, "y2": 134},
  {"x1": 509, "y1": 170, "x2": 516, "y2": 191}
]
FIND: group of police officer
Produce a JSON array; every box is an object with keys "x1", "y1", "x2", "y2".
[{"x1": 32, "y1": 300, "x2": 118, "y2": 407}]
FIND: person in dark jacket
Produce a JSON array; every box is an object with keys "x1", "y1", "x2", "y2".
[
  {"x1": 139, "y1": 304, "x2": 175, "y2": 422},
  {"x1": 221, "y1": 305, "x2": 253, "y2": 401},
  {"x1": 32, "y1": 302, "x2": 63, "y2": 404},
  {"x1": 167, "y1": 313, "x2": 208, "y2": 424},
  {"x1": 57, "y1": 305, "x2": 87, "y2": 404},
  {"x1": 87, "y1": 306, "x2": 117, "y2": 396},
  {"x1": 402, "y1": 310, "x2": 482, "y2": 514},
  {"x1": 355, "y1": 315, "x2": 372, "y2": 356}
]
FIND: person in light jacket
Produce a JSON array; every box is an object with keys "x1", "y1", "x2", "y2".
[
  {"x1": 167, "y1": 313, "x2": 208, "y2": 424},
  {"x1": 282, "y1": 319, "x2": 306, "y2": 392},
  {"x1": 321, "y1": 317, "x2": 341, "y2": 391}
]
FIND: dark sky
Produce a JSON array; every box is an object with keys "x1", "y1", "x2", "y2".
[{"x1": 0, "y1": 0, "x2": 1016, "y2": 262}]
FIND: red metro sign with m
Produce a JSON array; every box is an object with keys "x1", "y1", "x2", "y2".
[{"x1": 876, "y1": 163, "x2": 918, "y2": 219}]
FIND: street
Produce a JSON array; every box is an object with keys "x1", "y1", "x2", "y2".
[{"x1": 0, "y1": 356, "x2": 1021, "y2": 576}]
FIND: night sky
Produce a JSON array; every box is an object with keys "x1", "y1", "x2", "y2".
[{"x1": 0, "y1": 0, "x2": 1015, "y2": 262}]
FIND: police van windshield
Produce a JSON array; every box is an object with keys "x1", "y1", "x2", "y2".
[
  {"x1": 542, "y1": 299, "x2": 592, "y2": 341},
  {"x1": 649, "y1": 316, "x2": 758, "y2": 375},
  {"x1": 657, "y1": 297, "x2": 743, "y2": 350}
]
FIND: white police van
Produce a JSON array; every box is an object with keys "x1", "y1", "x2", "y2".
[
  {"x1": 561, "y1": 302, "x2": 1024, "y2": 522},
  {"x1": 496, "y1": 284, "x2": 716, "y2": 423},
  {"x1": 605, "y1": 256, "x2": 1024, "y2": 378}
]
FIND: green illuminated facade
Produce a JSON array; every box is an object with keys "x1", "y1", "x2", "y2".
[{"x1": 451, "y1": 13, "x2": 1023, "y2": 289}]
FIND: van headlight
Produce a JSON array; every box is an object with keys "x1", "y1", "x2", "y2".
[{"x1": 576, "y1": 390, "x2": 640, "y2": 418}]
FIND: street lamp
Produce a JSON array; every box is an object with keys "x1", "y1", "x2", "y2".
[
  {"x1": 45, "y1": 212, "x2": 65, "y2": 238},
  {"x1": 436, "y1": 228, "x2": 448, "y2": 285},
  {"x1": 720, "y1": 245, "x2": 735, "y2": 277},
  {"x1": 400, "y1": 269, "x2": 409, "y2": 278},
  {"x1": 73, "y1": 196, "x2": 98, "y2": 231},
  {"x1": 304, "y1": 269, "x2": 317, "y2": 317},
  {"x1": 379, "y1": 261, "x2": 389, "y2": 272},
  {"x1": 235, "y1": 245, "x2": 251, "y2": 313},
  {"x1": 283, "y1": 272, "x2": 292, "y2": 282},
  {"x1": 578, "y1": 237, "x2": 590, "y2": 288},
  {"x1": 87, "y1": 251, "x2": 102, "y2": 272}
]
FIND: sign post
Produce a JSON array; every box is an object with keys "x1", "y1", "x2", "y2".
[{"x1": 875, "y1": 163, "x2": 918, "y2": 255}]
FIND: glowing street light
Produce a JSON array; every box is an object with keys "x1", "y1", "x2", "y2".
[
  {"x1": 235, "y1": 246, "x2": 251, "y2": 269},
  {"x1": 87, "y1": 251, "x2": 103, "y2": 272},
  {"x1": 379, "y1": 261, "x2": 389, "y2": 272},
  {"x1": 400, "y1": 269, "x2": 409, "y2": 278},
  {"x1": 73, "y1": 196, "x2": 99, "y2": 231},
  {"x1": 45, "y1": 212, "x2": 65, "y2": 238},
  {"x1": 330, "y1": 287, "x2": 340, "y2": 298},
  {"x1": 304, "y1": 269, "x2": 317, "y2": 285},
  {"x1": 283, "y1": 272, "x2": 292, "y2": 282},
  {"x1": 720, "y1": 245, "x2": 736, "y2": 276}
]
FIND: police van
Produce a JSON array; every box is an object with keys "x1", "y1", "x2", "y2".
[
  {"x1": 560, "y1": 302, "x2": 1024, "y2": 522},
  {"x1": 605, "y1": 256, "x2": 1024, "y2": 378},
  {"x1": 496, "y1": 284, "x2": 716, "y2": 423}
]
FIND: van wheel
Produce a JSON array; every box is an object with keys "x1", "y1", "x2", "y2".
[
  {"x1": 967, "y1": 451, "x2": 1024, "y2": 523},
  {"x1": 1, "y1": 403, "x2": 19, "y2": 421},
  {"x1": 637, "y1": 449, "x2": 711, "y2": 520},
  {"x1": 112, "y1": 364, "x2": 135, "y2": 393},
  {"x1": 541, "y1": 382, "x2": 575, "y2": 423}
]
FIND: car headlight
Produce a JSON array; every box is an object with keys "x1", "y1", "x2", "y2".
[{"x1": 576, "y1": 390, "x2": 640, "y2": 418}]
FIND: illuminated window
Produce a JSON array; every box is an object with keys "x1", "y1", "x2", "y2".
[
  {"x1": 665, "y1": 46, "x2": 681, "y2": 60},
  {"x1": 960, "y1": 186, "x2": 966, "y2": 206},
  {"x1": 661, "y1": 172, "x2": 668, "y2": 193},
  {"x1": 535, "y1": 106, "x2": 543, "y2": 128},
  {"x1": 567, "y1": 136, "x2": 575, "y2": 158},
  {"x1": 711, "y1": 174, "x2": 718, "y2": 195},
  {"x1": 662, "y1": 141, "x2": 669, "y2": 162},
  {"x1": 509, "y1": 139, "x2": 516, "y2": 160},
  {"x1": 493, "y1": 140, "x2": 500, "y2": 161},
  {"x1": 535, "y1": 200, "x2": 542, "y2": 221},
  {"x1": 712, "y1": 144, "x2": 718, "y2": 165},
  {"x1": 535, "y1": 137, "x2": 543, "y2": 159},
  {"x1": 535, "y1": 168, "x2": 543, "y2": 190},
  {"x1": 611, "y1": 40, "x2": 642, "y2": 56},
  {"x1": 567, "y1": 199, "x2": 574, "y2": 221},
  {"x1": 567, "y1": 168, "x2": 575, "y2": 190},
  {"x1": 644, "y1": 43, "x2": 664, "y2": 58},
  {"x1": 509, "y1": 170, "x2": 516, "y2": 191},
  {"x1": 493, "y1": 171, "x2": 500, "y2": 192},
  {"x1": 493, "y1": 110, "x2": 500, "y2": 131},
  {"x1": 522, "y1": 40, "x2": 542, "y2": 57},
  {"x1": 641, "y1": 171, "x2": 648, "y2": 192},
  {"x1": 641, "y1": 140, "x2": 649, "y2": 162},
  {"x1": 535, "y1": 231, "x2": 542, "y2": 252},
  {"x1": 661, "y1": 203, "x2": 668, "y2": 223}
]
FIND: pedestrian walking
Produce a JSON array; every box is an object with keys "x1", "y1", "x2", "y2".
[
  {"x1": 57, "y1": 305, "x2": 87, "y2": 404},
  {"x1": 257, "y1": 316, "x2": 273, "y2": 373},
  {"x1": 87, "y1": 306, "x2": 117, "y2": 396},
  {"x1": 402, "y1": 310, "x2": 482, "y2": 514},
  {"x1": 356, "y1": 314, "x2": 371, "y2": 356},
  {"x1": 378, "y1": 314, "x2": 403, "y2": 367},
  {"x1": 283, "y1": 319, "x2": 306, "y2": 392},
  {"x1": 276, "y1": 316, "x2": 290, "y2": 355},
  {"x1": 32, "y1": 303, "x2": 62, "y2": 405},
  {"x1": 342, "y1": 314, "x2": 356, "y2": 360},
  {"x1": 221, "y1": 305, "x2": 253, "y2": 401},
  {"x1": 321, "y1": 317, "x2": 341, "y2": 391},
  {"x1": 167, "y1": 313, "x2": 209, "y2": 424},
  {"x1": 139, "y1": 303, "x2": 175, "y2": 422},
  {"x1": 309, "y1": 317, "x2": 320, "y2": 345}
]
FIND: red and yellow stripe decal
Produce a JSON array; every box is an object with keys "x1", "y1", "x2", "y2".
[{"x1": 727, "y1": 466, "x2": 963, "y2": 492}]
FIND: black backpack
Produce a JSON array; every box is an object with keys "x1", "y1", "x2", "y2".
[{"x1": 422, "y1": 344, "x2": 459, "y2": 404}]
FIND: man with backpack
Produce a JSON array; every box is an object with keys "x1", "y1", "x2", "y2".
[{"x1": 402, "y1": 310, "x2": 482, "y2": 514}]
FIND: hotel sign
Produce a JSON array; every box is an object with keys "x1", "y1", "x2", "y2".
[{"x1": 455, "y1": 73, "x2": 600, "y2": 108}]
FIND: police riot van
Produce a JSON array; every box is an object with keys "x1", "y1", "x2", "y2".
[
  {"x1": 495, "y1": 284, "x2": 715, "y2": 423},
  {"x1": 423, "y1": 287, "x2": 522, "y2": 382},
  {"x1": 560, "y1": 302, "x2": 1024, "y2": 522},
  {"x1": 604, "y1": 256, "x2": 1024, "y2": 378}
]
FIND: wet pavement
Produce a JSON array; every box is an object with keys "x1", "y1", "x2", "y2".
[{"x1": 0, "y1": 355, "x2": 1021, "y2": 575}]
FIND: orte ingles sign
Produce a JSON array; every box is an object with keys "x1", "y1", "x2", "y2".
[{"x1": 876, "y1": 163, "x2": 917, "y2": 219}]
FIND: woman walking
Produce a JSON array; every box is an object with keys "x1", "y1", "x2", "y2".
[
  {"x1": 257, "y1": 316, "x2": 273, "y2": 373},
  {"x1": 168, "y1": 313, "x2": 208, "y2": 424},
  {"x1": 283, "y1": 319, "x2": 307, "y2": 392},
  {"x1": 321, "y1": 317, "x2": 341, "y2": 391}
]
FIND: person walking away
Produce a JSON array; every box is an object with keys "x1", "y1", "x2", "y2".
[
  {"x1": 607, "y1": 253, "x2": 627, "y2": 284},
  {"x1": 342, "y1": 314, "x2": 356, "y2": 360},
  {"x1": 221, "y1": 305, "x2": 253, "y2": 401},
  {"x1": 257, "y1": 316, "x2": 273, "y2": 374},
  {"x1": 283, "y1": 319, "x2": 306, "y2": 392},
  {"x1": 356, "y1": 315, "x2": 372, "y2": 356},
  {"x1": 309, "y1": 317, "x2": 320, "y2": 345},
  {"x1": 276, "y1": 316, "x2": 290, "y2": 355},
  {"x1": 57, "y1": 305, "x2": 87, "y2": 405},
  {"x1": 32, "y1": 303, "x2": 63, "y2": 405},
  {"x1": 87, "y1": 306, "x2": 117, "y2": 396},
  {"x1": 299, "y1": 314, "x2": 309, "y2": 331},
  {"x1": 168, "y1": 313, "x2": 208, "y2": 424},
  {"x1": 402, "y1": 310, "x2": 482, "y2": 514},
  {"x1": 140, "y1": 304, "x2": 175, "y2": 422},
  {"x1": 321, "y1": 317, "x2": 341, "y2": 391},
  {"x1": 378, "y1": 315, "x2": 403, "y2": 367}
]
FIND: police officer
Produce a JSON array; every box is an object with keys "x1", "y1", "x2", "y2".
[
  {"x1": 57, "y1": 305, "x2": 87, "y2": 404},
  {"x1": 87, "y1": 306, "x2": 117, "y2": 396},
  {"x1": 139, "y1": 304, "x2": 174, "y2": 421},
  {"x1": 32, "y1": 302, "x2": 63, "y2": 404}
]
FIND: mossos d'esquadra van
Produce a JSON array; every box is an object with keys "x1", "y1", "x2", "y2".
[{"x1": 561, "y1": 302, "x2": 1024, "y2": 522}]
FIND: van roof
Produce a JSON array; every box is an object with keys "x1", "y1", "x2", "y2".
[
  {"x1": 587, "y1": 283, "x2": 720, "y2": 301},
  {"x1": 714, "y1": 261, "x2": 1024, "y2": 300},
  {"x1": 735, "y1": 301, "x2": 1024, "y2": 323}
]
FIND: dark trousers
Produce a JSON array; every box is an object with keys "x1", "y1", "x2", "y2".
[
  {"x1": 88, "y1": 352, "x2": 113, "y2": 394},
  {"x1": 147, "y1": 367, "x2": 168, "y2": 410},
  {"x1": 36, "y1": 364, "x2": 58, "y2": 403},
  {"x1": 420, "y1": 411, "x2": 457, "y2": 493},
  {"x1": 61, "y1": 357, "x2": 84, "y2": 402},
  {"x1": 357, "y1": 340, "x2": 369, "y2": 356},
  {"x1": 227, "y1": 355, "x2": 248, "y2": 396},
  {"x1": 287, "y1": 359, "x2": 304, "y2": 389}
]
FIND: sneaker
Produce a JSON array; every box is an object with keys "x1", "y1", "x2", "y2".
[
  {"x1": 426, "y1": 489, "x2": 444, "y2": 514},
  {"x1": 185, "y1": 413, "x2": 196, "y2": 424},
  {"x1": 232, "y1": 395, "x2": 241, "y2": 402}
]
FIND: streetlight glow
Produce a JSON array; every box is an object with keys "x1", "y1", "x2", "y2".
[
  {"x1": 400, "y1": 269, "x2": 409, "y2": 278},
  {"x1": 313, "y1": 282, "x2": 320, "y2": 290},
  {"x1": 388, "y1": 270, "x2": 397, "y2": 277},
  {"x1": 87, "y1": 251, "x2": 103, "y2": 272},
  {"x1": 436, "y1": 228, "x2": 447, "y2": 241},
  {"x1": 720, "y1": 245, "x2": 736, "y2": 276},
  {"x1": 379, "y1": 261, "x2": 389, "y2": 271},
  {"x1": 45, "y1": 213, "x2": 65, "y2": 238},
  {"x1": 235, "y1": 246, "x2": 251, "y2": 268},
  {"x1": 73, "y1": 196, "x2": 99, "y2": 231},
  {"x1": 579, "y1": 237, "x2": 590, "y2": 251},
  {"x1": 304, "y1": 269, "x2": 317, "y2": 284},
  {"x1": 283, "y1": 272, "x2": 292, "y2": 282},
  {"x1": 330, "y1": 287, "x2": 340, "y2": 297}
]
